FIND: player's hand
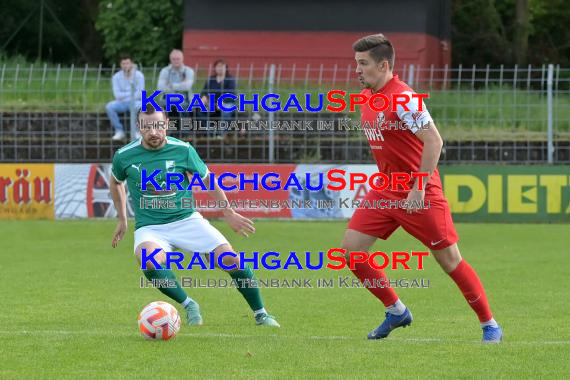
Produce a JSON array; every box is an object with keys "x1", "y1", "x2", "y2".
[
  {"x1": 223, "y1": 209, "x2": 255, "y2": 237},
  {"x1": 112, "y1": 219, "x2": 128, "y2": 248},
  {"x1": 405, "y1": 188, "x2": 425, "y2": 214}
]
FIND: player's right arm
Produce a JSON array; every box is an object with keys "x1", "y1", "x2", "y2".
[
  {"x1": 110, "y1": 153, "x2": 128, "y2": 248},
  {"x1": 109, "y1": 176, "x2": 128, "y2": 248}
]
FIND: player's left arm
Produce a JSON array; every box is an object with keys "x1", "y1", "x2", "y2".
[
  {"x1": 407, "y1": 123, "x2": 443, "y2": 211},
  {"x1": 185, "y1": 144, "x2": 255, "y2": 237},
  {"x1": 397, "y1": 92, "x2": 443, "y2": 213},
  {"x1": 201, "y1": 175, "x2": 255, "y2": 237}
]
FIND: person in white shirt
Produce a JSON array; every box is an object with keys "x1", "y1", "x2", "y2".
[
  {"x1": 157, "y1": 50, "x2": 195, "y2": 135},
  {"x1": 105, "y1": 54, "x2": 145, "y2": 141}
]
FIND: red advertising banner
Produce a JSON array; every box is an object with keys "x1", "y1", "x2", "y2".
[{"x1": 193, "y1": 164, "x2": 296, "y2": 218}]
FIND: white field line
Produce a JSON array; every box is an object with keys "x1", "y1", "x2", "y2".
[{"x1": 0, "y1": 330, "x2": 569, "y2": 345}]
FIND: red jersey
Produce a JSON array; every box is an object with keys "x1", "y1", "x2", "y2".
[{"x1": 360, "y1": 74, "x2": 443, "y2": 196}]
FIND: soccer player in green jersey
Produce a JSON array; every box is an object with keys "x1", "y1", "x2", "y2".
[{"x1": 109, "y1": 104, "x2": 279, "y2": 327}]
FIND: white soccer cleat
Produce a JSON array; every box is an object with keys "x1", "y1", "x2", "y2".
[
  {"x1": 184, "y1": 300, "x2": 204, "y2": 326},
  {"x1": 255, "y1": 313, "x2": 280, "y2": 327}
]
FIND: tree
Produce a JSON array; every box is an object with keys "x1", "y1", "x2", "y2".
[
  {"x1": 452, "y1": 0, "x2": 570, "y2": 66},
  {"x1": 527, "y1": 0, "x2": 570, "y2": 65},
  {"x1": 451, "y1": 0, "x2": 511, "y2": 65},
  {"x1": 513, "y1": 0, "x2": 529, "y2": 65},
  {"x1": 0, "y1": 0, "x2": 102, "y2": 63},
  {"x1": 95, "y1": 0, "x2": 183, "y2": 66}
]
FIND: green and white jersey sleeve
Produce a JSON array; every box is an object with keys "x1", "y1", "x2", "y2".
[
  {"x1": 111, "y1": 149, "x2": 127, "y2": 183},
  {"x1": 186, "y1": 143, "x2": 209, "y2": 179}
]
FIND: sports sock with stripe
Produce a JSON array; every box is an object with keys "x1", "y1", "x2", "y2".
[
  {"x1": 448, "y1": 260, "x2": 493, "y2": 323},
  {"x1": 350, "y1": 256, "x2": 400, "y2": 307},
  {"x1": 229, "y1": 264, "x2": 264, "y2": 312},
  {"x1": 143, "y1": 268, "x2": 189, "y2": 304}
]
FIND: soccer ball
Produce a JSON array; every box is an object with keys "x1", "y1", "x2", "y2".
[{"x1": 137, "y1": 301, "x2": 181, "y2": 340}]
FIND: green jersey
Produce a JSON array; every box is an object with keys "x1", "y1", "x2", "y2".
[{"x1": 111, "y1": 136, "x2": 208, "y2": 230}]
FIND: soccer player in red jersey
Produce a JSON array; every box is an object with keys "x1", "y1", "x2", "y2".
[{"x1": 342, "y1": 34, "x2": 502, "y2": 343}]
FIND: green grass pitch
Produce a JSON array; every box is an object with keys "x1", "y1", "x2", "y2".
[{"x1": 1, "y1": 220, "x2": 569, "y2": 379}]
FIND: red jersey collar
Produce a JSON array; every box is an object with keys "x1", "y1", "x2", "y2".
[{"x1": 373, "y1": 74, "x2": 399, "y2": 94}]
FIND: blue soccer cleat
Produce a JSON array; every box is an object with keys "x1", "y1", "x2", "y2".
[
  {"x1": 367, "y1": 308, "x2": 413, "y2": 339},
  {"x1": 482, "y1": 325, "x2": 503, "y2": 343}
]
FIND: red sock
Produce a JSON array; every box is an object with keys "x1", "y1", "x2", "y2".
[
  {"x1": 448, "y1": 260, "x2": 493, "y2": 323},
  {"x1": 350, "y1": 261, "x2": 399, "y2": 307}
]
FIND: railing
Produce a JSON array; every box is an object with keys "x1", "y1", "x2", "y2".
[{"x1": 1, "y1": 63, "x2": 569, "y2": 163}]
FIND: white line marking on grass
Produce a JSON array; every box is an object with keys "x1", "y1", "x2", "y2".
[{"x1": 1, "y1": 330, "x2": 570, "y2": 345}]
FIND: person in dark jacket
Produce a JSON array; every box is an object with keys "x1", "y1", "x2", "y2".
[{"x1": 199, "y1": 59, "x2": 237, "y2": 139}]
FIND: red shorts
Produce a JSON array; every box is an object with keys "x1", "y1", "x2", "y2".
[{"x1": 347, "y1": 189, "x2": 459, "y2": 250}]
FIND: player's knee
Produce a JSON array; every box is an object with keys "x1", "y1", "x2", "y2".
[
  {"x1": 340, "y1": 242, "x2": 359, "y2": 267},
  {"x1": 340, "y1": 242, "x2": 364, "y2": 267},
  {"x1": 212, "y1": 243, "x2": 239, "y2": 272},
  {"x1": 135, "y1": 243, "x2": 166, "y2": 270},
  {"x1": 432, "y1": 243, "x2": 462, "y2": 273},
  {"x1": 222, "y1": 255, "x2": 240, "y2": 272},
  {"x1": 340, "y1": 233, "x2": 356, "y2": 251},
  {"x1": 341, "y1": 229, "x2": 375, "y2": 251},
  {"x1": 340, "y1": 243, "x2": 352, "y2": 266}
]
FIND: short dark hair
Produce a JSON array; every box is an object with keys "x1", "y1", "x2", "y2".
[
  {"x1": 352, "y1": 34, "x2": 395, "y2": 69},
  {"x1": 119, "y1": 53, "x2": 132, "y2": 62},
  {"x1": 137, "y1": 103, "x2": 166, "y2": 121}
]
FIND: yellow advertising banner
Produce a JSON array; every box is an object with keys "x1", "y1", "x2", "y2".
[
  {"x1": 0, "y1": 164, "x2": 54, "y2": 220},
  {"x1": 440, "y1": 165, "x2": 570, "y2": 222}
]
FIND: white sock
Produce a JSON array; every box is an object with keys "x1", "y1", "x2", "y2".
[
  {"x1": 254, "y1": 308, "x2": 267, "y2": 316},
  {"x1": 480, "y1": 318, "x2": 498, "y2": 328},
  {"x1": 386, "y1": 299, "x2": 406, "y2": 316},
  {"x1": 181, "y1": 297, "x2": 194, "y2": 308}
]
